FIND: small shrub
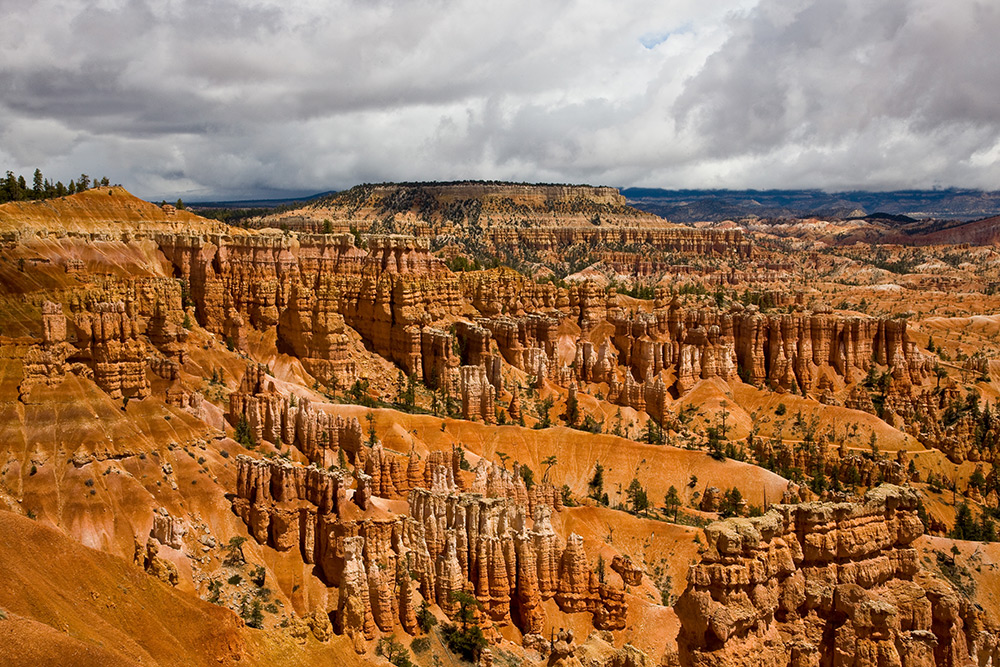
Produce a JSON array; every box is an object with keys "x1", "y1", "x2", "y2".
[
  {"x1": 234, "y1": 415, "x2": 255, "y2": 449},
  {"x1": 224, "y1": 536, "x2": 247, "y2": 566},
  {"x1": 416, "y1": 600, "x2": 437, "y2": 633},
  {"x1": 207, "y1": 579, "x2": 223, "y2": 604},
  {"x1": 411, "y1": 636, "x2": 431, "y2": 654},
  {"x1": 241, "y1": 594, "x2": 264, "y2": 629},
  {"x1": 441, "y1": 623, "x2": 487, "y2": 663},
  {"x1": 775, "y1": 403, "x2": 787, "y2": 416},
  {"x1": 376, "y1": 635, "x2": 413, "y2": 667},
  {"x1": 227, "y1": 574, "x2": 242, "y2": 586}
]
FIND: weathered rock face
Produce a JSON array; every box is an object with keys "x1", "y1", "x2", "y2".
[
  {"x1": 608, "y1": 300, "x2": 927, "y2": 397},
  {"x1": 150, "y1": 507, "x2": 186, "y2": 549},
  {"x1": 230, "y1": 454, "x2": 624, "y2": 645},
  {"x1": 480, "y1": 227, "x2": 752, "y2": 258},
  {"x1": 157, "y1": 232, "x2": 463, "y2": 385},
  {"x1": 134, "y1": 537, "x2": 179, "y2": 586},
  {"x1": 675, "y1": 485, "x2": 996, "y2": 667},
  {"x1": 461, "y1": 364, "x2": 497, "y2": 423},
  {"x1": 611, "y1": 555, "x2": 643, "y2": 586},
  {"x1": 70, "y1": 301, "x2": 150, "y2": 399},
  {"x1": 229, "y1": 364, "x2": 363, "y2": 466},
  {"x1": 19, "y1": 301, "x2": 75, "y2": 397},
  {"x1": 477, "y1": 312, "x2": 562, "y2": 383}
]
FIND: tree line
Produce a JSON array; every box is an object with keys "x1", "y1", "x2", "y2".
[{"x1": 1, "y1": 168, "x2": 112, "y2": 204}]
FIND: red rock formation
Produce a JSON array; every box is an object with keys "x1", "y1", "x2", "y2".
[
  {"x1": 150, "y1": 507, "x2": 186, "y2": 549},
  {"x1": 611, "y1": 555, "x2": 643, "y2": 586},
  {"x1": 133, "y1": 537, "x2": 179, "y2": 586},
  {"x1": 229, "y1": 363, "x2": 362, "y2": 466},
  {"x1": 338, "y1": 536, "x2": 376, "y2": 645},
  {"x1": 71, "y1": 301, "x2": 150, "y2": 399},
  {"x1": 157, "y1": 232, "x2": 462, "y2": 385},
  {"x1": 675, "y1": 485, "x2": 997, "y2": 667},
  {"x1": 146, "y1": 300, "x2": 188, "y2": 364},
  {"x1": 461, "y1": 364, "x2": 497, "y2": 423},
  {"x1": 556, "y1": 533, "x2": 591, "y2": 612},
  {"x1": 230, "y1": 455, "x2": 620, "y2": 646},
  {"x1": 481, "y1": 226, "x2": 752, "y2": 258},
  {"x1": 19, "y1": 301, "x2": 75, "y2": 397},
  {"x1": 606, "y1": 301, "x2": 928, "y2": 403}
]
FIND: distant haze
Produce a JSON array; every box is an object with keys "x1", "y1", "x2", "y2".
[{"x1": 2, "y1": 0, "x2": 999, "y2": 200}]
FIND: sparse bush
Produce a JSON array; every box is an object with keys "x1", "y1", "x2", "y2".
[
  {"x1": 416, "y1": 600, "x2": 437, "y2": 633},
  {"x1": 241, "y1": 594, "x2": 264, "y2": 629},
  {"x1": 234, "y1": 415, "x2": 255, "y2": 449},
  {"x1": 376, "y1": 635, "x2": 414, "y2": 667},
  {"x1": 224, "y1": 536, "x2": 247, "y2": 566},
  {"x1": 441, "y1": 591, "x2": 487, "y2": 662},
  {"x1": 207, "y1": 579, "x2": 223, "y2": 604},
  {"x1": 227, "y1": 574, "x2": 242, "y2": 586}
]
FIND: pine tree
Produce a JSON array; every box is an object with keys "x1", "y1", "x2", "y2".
[
  {"x1": 626, "y1": 477, "x2": 650, "y2": 516},
  {"x1": 588, "y1": 462, "x2": 605, "y2": 502},
  {"x1": 32, "y1": 169, "x2": 43, "y2": 197},
  {"x1": 664, "y1": 485, "x2": 681, "y2": 522}
]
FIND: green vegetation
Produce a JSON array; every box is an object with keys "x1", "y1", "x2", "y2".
[
  {"x1": 234, "y1": 414, "x2": 255, "y2": 449},
  {"x1": 663, "y1": 485, "x2": 681, "y2": 522},
  {"x1": 441, "y1": 591, "x2": 487, "y2": 663},
  {"x1": 950, "y1": 502, "x2": 997, "y2": 542},
  {"x1": 223, "y1": 536, "x2": 247, "y2": 566},
  {"x1": 240, "y1": 594, "x2": 263, "y2": 629},
  {"x1": 626, "y1": 477, "x2": 650, "y2": 516},
  {"x1": 1, "y1": 168, "x2": 110, "y2": 203},
  {"x1": 588, "y1": 462, "x2": 609, "y2": 505},
  {"x1": 376, "y1": 635, "x2": 413, "y2": 667},
  {"x1": 416, "y1": 600, "x2": 437, "y2": 633}
]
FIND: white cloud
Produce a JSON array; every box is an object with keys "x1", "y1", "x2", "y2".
[{"x1": 0, "y1": 0, "x2": 997, "y2": 198}]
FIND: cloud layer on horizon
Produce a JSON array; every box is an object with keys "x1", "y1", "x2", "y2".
[{"x1": 1, "y1": 0, "x2": 998, "y2": 199}]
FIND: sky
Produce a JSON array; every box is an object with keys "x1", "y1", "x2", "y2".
[{"x1": 1, "y1": 0, "x2": 999, "y2": 200}]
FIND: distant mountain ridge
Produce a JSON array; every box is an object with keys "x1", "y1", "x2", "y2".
[
  {"x1": 622, "y1": 187, "x2": 1000, "y2": 221},
  {"x1": 185, "y1": 184, "x2": 1000, "y2": 222}
]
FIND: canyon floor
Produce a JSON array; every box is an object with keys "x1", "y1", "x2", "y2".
[{"x1": 1, "y1": 182, "x2": 999, "y2": 666}]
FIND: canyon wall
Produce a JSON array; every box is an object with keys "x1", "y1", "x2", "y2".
[
  {"x1": 675, "y1": 485, "x2": 997, "y2": 667},
  {"x1": 232, "y1": 455, "x2": 624, "y2": 650}
]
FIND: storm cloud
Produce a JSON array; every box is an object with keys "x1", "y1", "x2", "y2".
[{"x1": 0, "y1": 0, "x2": 997, "y2": 199}]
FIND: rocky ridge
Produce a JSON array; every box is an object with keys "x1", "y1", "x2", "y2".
[
  {"x1": 675, "y1": 485, "x2": 998, "y2": 667},
  {"x1": 232, "y1": 454, "x2": 624, "y2": 652}
]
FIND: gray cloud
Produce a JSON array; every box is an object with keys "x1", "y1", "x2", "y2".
[{"x1": 0, "y1": 0, "x2": 997, "y2": 199}]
